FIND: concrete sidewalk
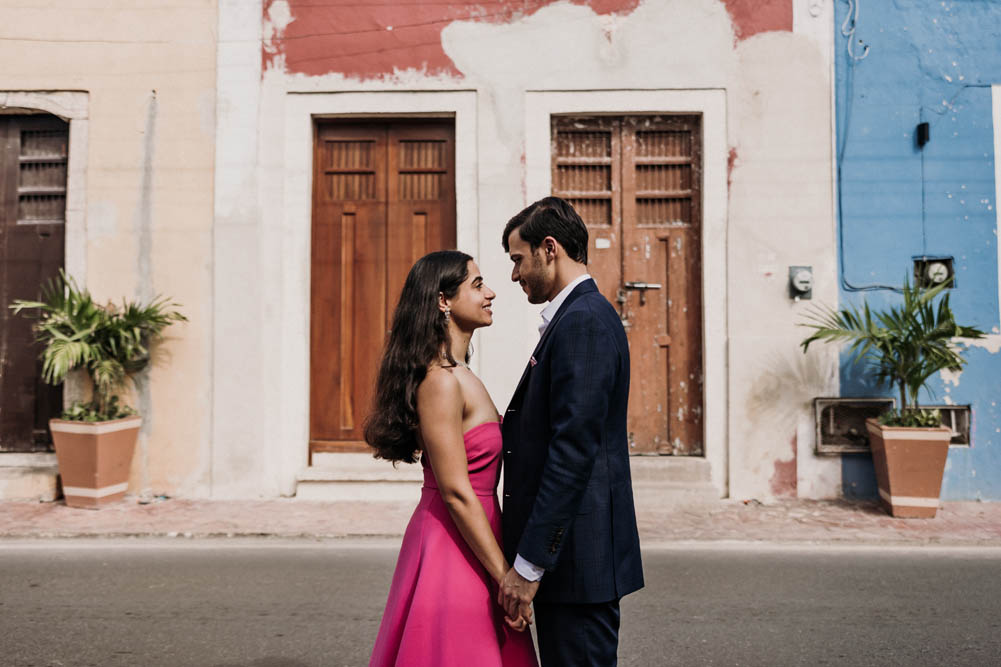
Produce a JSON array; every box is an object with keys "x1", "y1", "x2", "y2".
[{"x1": 2, "y1": 496, "x2": 1000, "y2": 545}]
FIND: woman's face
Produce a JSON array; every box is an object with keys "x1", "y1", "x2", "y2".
[{"x1": 446, "y1": 260, "x2": 496, "y2": 329}]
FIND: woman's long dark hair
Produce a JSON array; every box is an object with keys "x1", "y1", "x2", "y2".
[{"x1": 364, "y1": 250, "x2": 473, "y2": 463}]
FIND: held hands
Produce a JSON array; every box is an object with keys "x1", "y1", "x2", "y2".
[
  {"x1": 499, "y1": 567, "x2": 541, "y2": 633},
  {"x1": 504, "y1": 613, "x2": 530, "y2": 632}
]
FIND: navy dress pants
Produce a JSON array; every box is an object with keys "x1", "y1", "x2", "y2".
[{"x1": 534, "y1": 599, "x2": 621, "y2": 666}]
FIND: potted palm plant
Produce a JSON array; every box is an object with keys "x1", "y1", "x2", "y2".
[
  {"x1": 10, "y1": 271, "x2": 186, "y2": 508},
  {"x1": 800, "y1": 279, "x2": 984, "y2": 517}
]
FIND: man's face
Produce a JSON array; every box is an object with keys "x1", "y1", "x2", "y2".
[{"x1": 507, "y1": 229, "x2": 553, "y2": 304}]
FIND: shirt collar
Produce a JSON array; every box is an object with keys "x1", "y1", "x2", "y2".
[{"x1": 540, "y1": 274, "x2": 591, "y2": 334}]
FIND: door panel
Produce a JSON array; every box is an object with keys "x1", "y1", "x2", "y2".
[
  {"x1": 553, "y1": 115, "x2": 703, "y2": 456},
  {"x1": 551, "y1": 117, "x2": 622, "y2": 305},
  {"x1": 386, "y1": 123, "x2": 456, "y2": 313},
  {"x1": 0, "y1": 115, "x2": 66, "y2": 453},
  {"x1": 622, "y1": 117, "x2": 704, "y2": 455},
  {"x1": 310, "y1": 120, "x2": 455, "y2": 454}
]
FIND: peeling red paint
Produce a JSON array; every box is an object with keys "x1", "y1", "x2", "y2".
[
  {"x1": 264, "y1": 0, "x2": 641, "y2": 79},
  {"x1": 722, "y1": 0, "x2": 792, "y2": 43},
  {"x1": 770, "y1": 433, "x2": 797, "y2": 497},
  {"x1": 726, "y1": 146, "x2": 738, "y2": 190}
]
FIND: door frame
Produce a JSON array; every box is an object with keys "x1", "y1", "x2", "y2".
[
  {"x1": 525, "y1": 89, "x2": 728, "y2": 497},
  {"x1": 273, "y1": 91, "x2": 477, "y2": 485},
  {"x1": 0, "y1": 92, "x2": 88, "y2": 287},
  {"x1": 308, "y1": 117, "x2": 458, "y2": 455},
  {"x1": 0, "y1": 92, "x2": 88, "y2": 464}
]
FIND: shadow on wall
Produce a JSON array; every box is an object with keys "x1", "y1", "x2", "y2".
[
  {"x1": 747, "y1": 347, "x2": 838, "y2": 430},
  {"x1": 747, "y1": 347, "x2": 837, "y2": 498},
  {"x1": 839, "y1": 355, "x2": 883, "y2": 499},
  {"x1": 842, "y1": 453, "x2": 878, "y2": 500}
]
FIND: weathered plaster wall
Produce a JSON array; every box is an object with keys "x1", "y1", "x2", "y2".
[
  {"x1": 263, "y1": 0, "x2": 641, "y2": 78},
  {"x1": 835, "y1": 0, "x2": 1001, "y2": 500},
  {"x1": 262, "y1": 0, "x2": 788, "y2": 78},
  {"x1": 215, "y1": 0, "x2": 838, "y2": 499},
  {"x1": 0, "y1": 1, "x2": 216, "y2": 497}
]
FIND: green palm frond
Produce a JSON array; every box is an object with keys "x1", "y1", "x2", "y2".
[
  {"x1": 39, "y1": 338, "x2": 94, "y2": 385},
  {"x1": 9, "y1": 270, "x2": 186, "y2": 421},
  {"x1": 90, "y1": 358, "x2": 127, "y2": 398},
  {"x1": 800, "y1": 277, "x2": 985, "y2": 422}
]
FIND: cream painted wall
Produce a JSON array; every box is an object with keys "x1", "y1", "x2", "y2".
[
  {"x1": 444, "y1": 0, "x2": 840, "y2": 500},
  {"x1": 0, "y1": 1, "x2": 216, "y2": 497},
  {"x1": 215, "y1": 0, "x2": 841, "y2": 499}
]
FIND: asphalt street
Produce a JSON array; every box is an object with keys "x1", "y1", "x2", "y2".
[{"x1": 2, "y1": 540, "x2": 999, "y2": 667}]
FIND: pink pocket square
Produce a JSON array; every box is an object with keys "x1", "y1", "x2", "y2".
[{"x1": 529, "y1": 356, "x2": 537, "y2": 367}]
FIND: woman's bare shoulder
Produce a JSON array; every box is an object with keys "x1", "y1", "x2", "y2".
[
  {"x1": 417, "y1": 366, "x2": 464, "y2": 435},
  {"x1": 418, "y1": 365, "x2": 462, "y2": 401}
]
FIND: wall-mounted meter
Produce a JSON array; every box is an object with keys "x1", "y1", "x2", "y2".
[
  {"x1": 789, "y1": 266, "x2": 813, "y2": 300},
  {"x1": 925, "y1": 262, "x2": 949, "y2": 284},
  {"x1": 913, "y1": 256, "x2": 954, "y2": 289}
]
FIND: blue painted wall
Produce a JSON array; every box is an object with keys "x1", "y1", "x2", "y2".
[{"x1": 834, "y1": 0, "x2": 1001, "y2": 500}]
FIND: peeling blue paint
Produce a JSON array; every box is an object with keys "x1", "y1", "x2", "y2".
[{"x1": 835, "y1": 0, "x2": 1001, "y2": 500}]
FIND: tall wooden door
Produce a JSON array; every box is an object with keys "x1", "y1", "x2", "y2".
[
  {"x1": 310, "y1": 119, "x2": 456, "y2": 454},
  {"x1": 0, "y1": 115, "x2": 67, "y2": 452},
  {"x1": 552, "y1": 115, "x2": 703, "y2": 455}
]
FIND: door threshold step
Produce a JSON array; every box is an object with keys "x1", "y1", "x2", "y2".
[
  {"x1": 629, "y1": 456, "x2": 713, "y2": 483},
  {"x1": 0, "y1": 453, "x2": 60, "y2": 501},
  {"x1": 296, "y1": 454, "x2": 719, "y2": 504}
]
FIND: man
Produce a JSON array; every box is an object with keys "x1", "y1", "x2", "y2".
[{"x1": 499, "y1": 196, "x2": 644, "y2": 666}]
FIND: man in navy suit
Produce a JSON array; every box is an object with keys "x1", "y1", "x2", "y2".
[{"x1": 498, "y1": 197, "x2": 643, "y2": 666}]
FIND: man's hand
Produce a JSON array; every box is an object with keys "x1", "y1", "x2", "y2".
[
  {"x1": 504, "y1": 613, "x2": 530, "y2": 632},
  {"x1": 499, "y1": 567, "x2": 540, "y2": 624}
]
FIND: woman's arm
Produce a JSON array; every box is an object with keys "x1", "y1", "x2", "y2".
[{"x1": 417, "y1": 369, "x2": 510, "y2": 585}]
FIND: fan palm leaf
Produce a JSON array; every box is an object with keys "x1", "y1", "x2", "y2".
[
  {"x1": 9, "y1": 270, "x2": 187, "y2": 421},
  {"x1": 801, "y1": 278, "x2": 985, "y2": 424}
]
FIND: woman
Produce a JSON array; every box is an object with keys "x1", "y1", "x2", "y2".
[{"x1": 365, "y1": 250, "x2": 539, "y2": 667}]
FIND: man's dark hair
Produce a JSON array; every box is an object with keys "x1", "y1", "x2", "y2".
[{"x1": 502, "y1": 196, "x2": 589, "y2": 265}]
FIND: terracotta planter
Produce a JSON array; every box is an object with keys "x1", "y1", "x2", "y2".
[
  {"x1": 49, "y1": 416, "x2": 142, "y2": 509},
  {"x1": 865, "y1": 417, "x2": 951, "y2": 518}
]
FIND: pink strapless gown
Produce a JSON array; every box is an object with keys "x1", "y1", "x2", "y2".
[{"x1": 369, "y1": 421, "x2": 539, "y2": 667}]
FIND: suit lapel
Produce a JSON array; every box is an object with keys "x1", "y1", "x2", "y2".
[{"x1": 507, "y1": 279, "x2": 597, "y2": 407}]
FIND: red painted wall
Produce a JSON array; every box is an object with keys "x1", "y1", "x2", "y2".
[
  {"x1": 723, "y1": 0, "x2": 792, "y2": 43},
  {"x1": 264, "y1": 0, "x2": 641, "y2": 78},
  {"x1": 264, "y1": 0, "x2": 791, "y2": 79}
]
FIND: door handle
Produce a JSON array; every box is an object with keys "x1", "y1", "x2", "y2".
[{"x1": 623, "y1": 281, "x2": 662, "y2": 305}]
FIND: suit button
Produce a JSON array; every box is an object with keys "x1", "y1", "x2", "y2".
[
  {"x1": 504, "y1": 493, "x2": 511, "y2": 498},
  {"x1": 505, "y1": 450, "x2": 511, "y2": 454}
]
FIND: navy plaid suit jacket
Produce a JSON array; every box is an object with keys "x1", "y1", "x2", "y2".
[{"x1": 501, "y1": 279, "x2": 644, "y2": 604}]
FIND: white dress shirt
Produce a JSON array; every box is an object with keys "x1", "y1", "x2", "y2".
[{"x1": 514, "y1": 274, "x2": 592, "y2": 582}]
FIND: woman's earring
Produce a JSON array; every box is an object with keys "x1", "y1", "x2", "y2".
[{"x1": 443, "y1": 307, "x2": 451, "y2": 322}]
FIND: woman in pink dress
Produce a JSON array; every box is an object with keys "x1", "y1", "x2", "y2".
[{"x1": 365, "y1": 250, "x2": 539, "y2": 667}]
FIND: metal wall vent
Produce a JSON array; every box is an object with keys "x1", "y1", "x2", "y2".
[
  {"x1": 814, "y1": 398, "x2": 972, "y2": 454},
  {"x1": 924, "y1": 405, "x2": 972, "y2": 446},
  {"x1": 814, "y1": 398, "x2": 895, "y2": 455}
]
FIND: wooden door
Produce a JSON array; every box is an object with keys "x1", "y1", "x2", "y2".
[
  {"x1": 552, "y1": 115, "x2": 703, "y2": 455},
  {"x1": 550, "y1": 118, "x2": 623, "y2": 305},
  {"x1": 0, "y1": 115, "x2": 67, "y2": 452},
  {"x1": 310, "y1": 119, "x2": 455, "y2": 454}
]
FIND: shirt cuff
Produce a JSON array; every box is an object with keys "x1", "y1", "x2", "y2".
[{"x1": 514, "y1": 554, "x2": 545, "y2": 582}]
